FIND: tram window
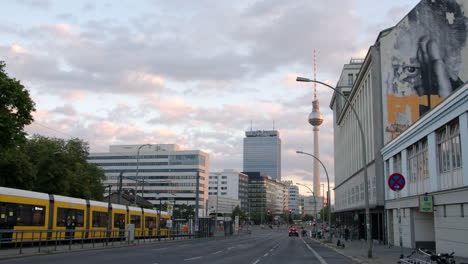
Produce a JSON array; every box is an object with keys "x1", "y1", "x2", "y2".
[
  {"x1": 92, "y1": 211, "x2": 108, "y2": 227},
  {"x1": 0, "y1": 202, "x2": 45, "y2": 226},
  {"x1": 159, "y1": 219, "x2": 167, "y2": 229},
  {"x1": 145, "y1": 217, "x2": 156, "y2": 228},
  {"x1": 57, "y1": 208, "x2": 85, "y2": 227},
  {"x1": 113, "y1": 213, "x2": 126, "y2": 228},
  {"x1": 130, "y1": 215, "x2": 141, "y2": 228}
]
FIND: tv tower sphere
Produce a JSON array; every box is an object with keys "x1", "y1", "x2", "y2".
[{"x1": 308, "y1": 99, "x2": 324, "y2": 126}]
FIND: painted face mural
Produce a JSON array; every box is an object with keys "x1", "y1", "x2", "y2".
[{"x1": 381, "y1": 0, "x2": 468, "y2": 143}]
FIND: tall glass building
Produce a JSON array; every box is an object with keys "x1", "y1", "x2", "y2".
[{"x1": 243, "y1": 130, "x2": 281, "y2": 181}]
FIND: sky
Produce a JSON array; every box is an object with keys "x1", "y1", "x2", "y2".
[{"x1": 0, "y1": 0, "x2": 421, "y2": 199}]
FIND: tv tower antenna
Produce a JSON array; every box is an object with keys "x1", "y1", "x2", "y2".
[{"x1": 314, "y1": 49, "x2": 317, "y2": 99}]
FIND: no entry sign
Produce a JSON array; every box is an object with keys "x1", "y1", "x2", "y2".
[{"x1": 388, "y1": 173, "x2": 405, "y2": 191}]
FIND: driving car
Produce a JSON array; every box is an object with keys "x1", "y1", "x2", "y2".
[{"x1": 288, "y1": 228, "x2": 299, "y2": 237}]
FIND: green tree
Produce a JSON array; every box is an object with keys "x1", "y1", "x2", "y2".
[
  {"x1": 231, "y1": 205, "x2": 247, "y2": 221},
  {"x1": 2, "y1": 135, "x2": 106, "y2": 201},
  {"x1": 0, "y1": 61, "x2": 35, "y2": 150}
]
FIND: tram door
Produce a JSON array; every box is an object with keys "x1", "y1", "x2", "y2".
[{"x1": 0, "y1": 203, "x2": 16, "y2": 240}]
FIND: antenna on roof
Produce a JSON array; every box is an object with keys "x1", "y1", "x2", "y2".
[
  {"x1": 273, "y1": 120, "x2": 275, "y2": 130},
  {"x1": 314, "y1": 49, "x2": 317, "y2": 100},
  {"x1": 250, "y1": 120, "x2": 253, "y2": 131}
]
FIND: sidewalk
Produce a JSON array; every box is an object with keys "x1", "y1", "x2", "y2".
[{"x1": 309, "y1": 237, "x2": 468, "y2": 264}]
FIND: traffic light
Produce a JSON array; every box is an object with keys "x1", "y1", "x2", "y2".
[
  {"x1": 288, "y1": 209, "x2": 292, "y2": 215},
  {"x1": 267, "y1": 210, "x2": 271, "y2": 215}
]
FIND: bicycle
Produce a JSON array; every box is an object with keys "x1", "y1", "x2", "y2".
[{"x1": 398, "y1": 248, "x2": 456, "y2": 264}]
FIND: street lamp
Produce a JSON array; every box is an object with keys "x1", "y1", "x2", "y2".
[
  {"x1": 296, "y1": 76, "x2": 372, "y2": 257},
  {"x1": 136, "y1": 144, "x2": 152, "y2": 201},
  {"x1": 297, "y1": 150, "x2": 331, "y2": 242},
  {"x1": 297, "y1": 183, "x2": 318, "y2": 237}
]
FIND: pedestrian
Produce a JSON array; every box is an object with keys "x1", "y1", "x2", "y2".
[{"x1": 344, "y1": 226, "x2": 350, "y2": 242}]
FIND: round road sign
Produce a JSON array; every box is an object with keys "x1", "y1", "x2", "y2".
[{"x1": 388, "y1": 173, "x2": 405, "y2": 191}]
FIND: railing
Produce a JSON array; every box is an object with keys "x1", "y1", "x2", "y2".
[{"x1": 0, "y1": 228, "x2": 193, "y2": 255}]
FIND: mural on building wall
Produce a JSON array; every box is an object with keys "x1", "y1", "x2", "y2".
[{"x1": 381, "y1": 0, "x2": 468, "y2": 143}]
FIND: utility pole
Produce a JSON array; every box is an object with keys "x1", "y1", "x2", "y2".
[
  {"x1": 194, "y1": 171, "x2": 200, "y2": 235},
  {"x1": 118, "y1": 172, "x2": 123, "y2": 204}
]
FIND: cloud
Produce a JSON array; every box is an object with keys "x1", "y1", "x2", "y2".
[
  {"x1": 16, "y1": 0, "x2": 51, "y2": 9},
  {"x1": 51, "y1": 104, "x2": 78, "y2": 115}
]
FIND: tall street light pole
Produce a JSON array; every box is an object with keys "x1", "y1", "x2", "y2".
[
  {"x1": 136, "y1": 144, "x2": 151, "y2": 203},
  {"x1": 297, "y1": 183, "x2": 317, "y2": 236},
  {"x1": 296, "y1": 76, "x2": 372, "y2": 258},
  {"x1": 297, "y1": 150, "x2": 331, "y2": 242}
]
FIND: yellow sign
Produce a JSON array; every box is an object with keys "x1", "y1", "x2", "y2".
[{"x1": 419, "y1": 196, "x2": 433, "y2": 213}]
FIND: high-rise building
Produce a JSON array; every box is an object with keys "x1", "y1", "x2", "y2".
[
  {"x1": 244, "y1": 172, "x2": 288, "y2": 217},
  {"x1": 88, "y1": 144, "x2": 209, "y2": 214},
  {"x1": 243, "y1": 130, "x2": 281, "y2": 181},
  {"x1": 208, "y1": 169, "x2": 249, "y2": 211},
  {"x1": 282, "y1": 180, "x2": 299, "y2": 213}
]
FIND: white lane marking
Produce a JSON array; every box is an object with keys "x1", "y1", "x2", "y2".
[
  {"x1": 301, "y1": 238, "x2": 328, "y2": 264},
  {"x1": 263, "y1": 253, "x2": 269, "y2": 257},
  {"x1": 184, "y1": 256, "x2": 203, "y2": 261},
  {"x1": 152, "y1": 247, "x2": 168, "y2": 251},
  {"x1": 252, "y1": 260, "x2": 260, "y2": 264},
  {"x1": 213, "y1": 250, "x2": 223, "y2": 254},
  {"x1": 227, "y1": 246, "x2": 235, "y2": 250}
]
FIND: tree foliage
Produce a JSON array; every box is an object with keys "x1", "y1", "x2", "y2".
[
  {"x1": 231, "y1": 205, "x2": 247, "y2": 221},
  {"x1": 0, "y1": 61, "x2": 35, "y2": 150},
  {"x1": 0, "y1": 135, "x2": 106, "y2": 201}
]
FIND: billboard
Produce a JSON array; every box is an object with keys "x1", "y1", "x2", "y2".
[{"x1": 380, "y1": 0, "x2": 468, "y2": 143}]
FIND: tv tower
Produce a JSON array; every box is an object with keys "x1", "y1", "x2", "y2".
[{"x1": 308, "y1": 50, "x2": 324, "y2": 198}]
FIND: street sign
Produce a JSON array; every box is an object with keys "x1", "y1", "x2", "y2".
[
  {"x1": 388, "y1": 173, "x2": 406, "y2": 191},
  {"x1": 419, "y1": 195, "x2": 434, "y2": 212}
]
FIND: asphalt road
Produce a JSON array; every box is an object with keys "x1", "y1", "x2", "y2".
[{"x1": 0, "y1": 229, "x2": 356, "y2": 264}]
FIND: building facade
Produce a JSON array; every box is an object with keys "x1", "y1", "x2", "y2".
[
  {"x1": 208, "y1": 169, "x2": 249, "y2": 211},
  {"x1": 282, "y1": 181, "x2": 300, "y2": 213},
  {"x1": 244, "y1": 172, "x2": 288, "y2": 218},
  {"x1": 206, "y1": 196, "x2": 241, "y2": 218},
  {"x1": 243, "y1": 130, "x2": 282, "y2": 181},
  {"x1": 383, "y1": 85, "x2": 468, "y2": 257},
  {"x1": 88, "y1": 144, "x2": 209, "y2": 214}
]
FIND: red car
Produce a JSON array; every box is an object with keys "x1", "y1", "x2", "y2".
[{"x1": 288, "y1": 228, "x2": 299, "y2": 237}]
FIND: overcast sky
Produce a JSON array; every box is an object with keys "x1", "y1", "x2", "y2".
[{"x1": 1, "y1": 0, "x2": 421, "y2": 198}]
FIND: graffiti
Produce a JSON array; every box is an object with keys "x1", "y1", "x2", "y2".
[{"x1": 381, "y1": 0, "x2": 468, "y2": 143}]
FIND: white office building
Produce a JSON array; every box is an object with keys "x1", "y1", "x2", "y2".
[
  {"x1": 243, "y1": 130, "x2": 282, "y2": 181},
  {"x1": 282, "y1": 181, "x2": 299, "y2": 213},
  {"x1": 88, "y1": 144, "x2": 209, "y2": 213},
  {"x1": 383, "y1": 85, "x2": 468, "y2": 257},
  {"x1": 208, "y1": 169, "x2": 248, "y2": 211},
  {"x1": 206, "y1": 196, "x2": 241, "y2": 218}
]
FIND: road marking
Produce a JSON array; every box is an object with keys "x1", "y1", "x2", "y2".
[
  {"x1": 184, "y1": 256, "x2": 203, "y2": 261},
  {"x1": 263, "y1": 253, "x2": 269, "y2": 257},
  {"x1": 301, "y1": 238, "x2": 328, "y2": 264},
  {"x1": 252, "y1": 259, "x2": 260, "y2": 264},
  {"x1": 152, "y1": 247, "x2": 168, "y2": 251},
  {"x1": 227, "y1": 246, "x2": 235, "y2": 250},
  {"x1": 213, "y1": 250, "x2": 223, "y2": 254}
]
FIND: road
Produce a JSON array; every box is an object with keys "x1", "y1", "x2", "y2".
[{"x1": 0, "y1": 229, "x2": 356, "y2": 264}]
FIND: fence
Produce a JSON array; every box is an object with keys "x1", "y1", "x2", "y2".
[{"x1": 0, "y1": 228, "x2": 193, "y2": 255}]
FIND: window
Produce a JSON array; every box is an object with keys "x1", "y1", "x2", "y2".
[
  {"x1": 221, "y1": 181, "x2": 227, "y2": 184},
  {"x1": 221, "y1": 192, "x2": 227, "y2": 195},
  {"x1": 437, "y1": 120, "x2": 462, "y2": 173},
  {"x1": 221, "y1": 187, "x2": 227, "y2": 190},
  {"x1": 113, "y1": 213, "x2": 125, "y2": 228},
  {"x1": 145, "y1": 217, "x2": 156, "y2": 228},
  {"x1": 0, "y1": 203, "x2": 46, "y2": 227},
  {"x1": 222, "y1": 176, "x2": 227, "y2": 179},
  {"x1": 407, "y1": 138, "x2": 428, "y2": 182},
  {"x1": 393, "y1": 153, "x2": 401, "y2": 173},
  {"x1": 92, "y1": 211, "x2": 108, "y2": 227},
  {"x1": 348, "y1": 73, "x2": 354, "y2": 85},
  {"x1": 57, "y1": 208, "x2": 84, "y2": 227},
  {"x1": 131, "y1": 215, "x2": 141, "y2": 228}
]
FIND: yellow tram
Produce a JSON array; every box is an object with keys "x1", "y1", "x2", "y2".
[{"x1": 0, "y1": 187, "x2": 172, "y2": 242}]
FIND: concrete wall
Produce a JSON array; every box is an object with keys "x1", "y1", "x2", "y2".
[{"x1": 434, "y1": 203, "x2": 468, "y2": 258}]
